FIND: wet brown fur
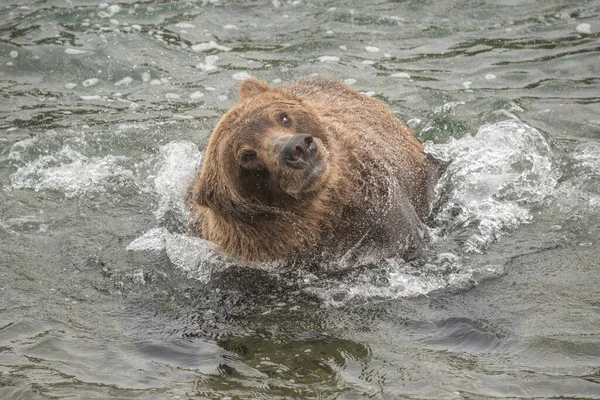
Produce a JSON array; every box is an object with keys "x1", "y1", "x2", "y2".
[{"x1": 187, "y1": 77, "x2": 437, "y2": 265}]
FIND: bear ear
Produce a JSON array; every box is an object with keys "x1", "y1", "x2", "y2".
[{"x1": 239, "y1": 78, "x2": 271, "y2": 100}]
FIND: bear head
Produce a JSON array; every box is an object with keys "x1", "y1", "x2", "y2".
[{"x1": 192, "y1": 78, "x2": 336, "y2": 222}]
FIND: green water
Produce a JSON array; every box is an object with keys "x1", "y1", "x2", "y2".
[{"x1": 1, "y1": 0, "x2": 599, "y2": 398}]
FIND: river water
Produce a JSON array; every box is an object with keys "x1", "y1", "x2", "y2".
[{"x1": 1, "y1": 0, "x2": 599, "y2": 398}]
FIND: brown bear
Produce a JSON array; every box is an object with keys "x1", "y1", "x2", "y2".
[{"x1": 187, "y1": 77, "x2": 443, "y2": 267}]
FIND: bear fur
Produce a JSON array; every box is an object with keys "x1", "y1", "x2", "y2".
[{"x1": 187, "y1": 77, "x2": 442, "y2": 266}]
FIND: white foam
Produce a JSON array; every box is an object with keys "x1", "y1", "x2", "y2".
[
  {"x1": 10, "y1": 146, "x2": 134, "y2": 198},
  {"x1": 65, "y1": 48, "x2": 86, "y2": 55},
  {"x1": 485, "y1": 73, "x2": 497, "y2": 80},
  {"x1": 318, "y1": 56, "x2": 339, "y2": 63},
  {"x1": 406, "y1": 118, "x2": 422, "y2": 128},
  {"x1": 196, "y1": 55, "x2": 219, "y2": 72},
  {"x1": 64, "y1": 82, "x2": 78, "y2": 89},
  {"x1": 385, "y1": 16, "x2": 405, "y2": 22},
  {"x1": 365, "y1": 46, "x2": 380, "y2": 53},
  {"x1": 232, "y1": 71, "x2": 251, "y2": 81},
  {"x1": 391, "y1": 72, "x2": 411, "y2": 79},
  {"x1": 9, "y1": 51, "x2": 18, "y2": 58},
  {"x1": 191, "y1": 41, "x2": 231, "y2": 52},
  {"x1": 176, "y1": 22, "x2": 195, "y2": 28},
  {"x1": 165, "y1": 93, "x2": 180, "y2": 100},
  {"x1": 114, "y1": 77, "x2": 133, "y2": 86},
  {"x1": 427, "y1": 120, "x2": 559, "y2": 253},
  {"x1": 576, "y1": 23, "x2": 592, "y2": 34},
  {"x1": 189, "y1": 91, "x2": 204, "y2": 100},
  {"x1": 82, "y1": 78, "x2": 99, "y2": 87},
  {"x1": 98, "y1": 4, "x2": 120, "y2": 18},
  {"x1": 343, "y1": 78, "x2": 357, "y2": 85},
  {"x1": 107, "y1": 4, "x2": 120, "y2": 15}
]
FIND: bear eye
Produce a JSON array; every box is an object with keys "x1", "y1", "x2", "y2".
[
  {"x1": 240, "y1": 149, "x2": 257, "y2": 164},
  {"x1": 279, "y1": 113, "x2": 291, "y2": 127}
]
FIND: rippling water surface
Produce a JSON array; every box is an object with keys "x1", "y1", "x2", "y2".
[{"x1": 1, "y1": 0, "x2": 599, "y2": 398}]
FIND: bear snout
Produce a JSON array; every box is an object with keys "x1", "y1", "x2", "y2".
[{"x1": 281, "y1": 134, "x2": 317, "y2": 169}]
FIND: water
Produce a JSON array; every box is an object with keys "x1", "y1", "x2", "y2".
[{"x1": 1, "y1": 0, "x2": 599, "y2": 398}]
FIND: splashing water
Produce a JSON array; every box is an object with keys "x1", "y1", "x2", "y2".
[
  {"x1": 8, "y1": 121, "x2": 562, "y2": 298},
  {"x1": 126, "y1": 227, "x2": 220, "y2": 283},
  {"x1": 126, "y1": 120, "x2": 561, "y2": 298},
  {"x1": 302, "y1": 255, "x2": 506, "y2": 307},
  {"x1": 152, "y1": 140, "x2": 201, "y2": 223},
  {"x1": 554, "y1": 141, "x2": 600, "y2": 213},
  {"x1": 427, "y1": 120, "x2": 559, "y2": 253},
  {"x1": 127, "y1": 141, "x2": 224, "y2": 282},
  {"x1": 10, "y1": 145, "x2": 134, "y2": 198}
]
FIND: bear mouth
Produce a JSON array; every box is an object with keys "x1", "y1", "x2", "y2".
[{"x1": 302, "y1": 158, "x2": 326, "y2": 190}]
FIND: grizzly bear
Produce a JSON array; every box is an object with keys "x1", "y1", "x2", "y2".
[{"x1": 187, "y1": 77, "x2": 443, "y2": 267}]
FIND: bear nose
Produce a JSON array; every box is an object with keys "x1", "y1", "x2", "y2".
[{"x1": 282, "y1": 134, "x2": 315, "y2": 169}]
